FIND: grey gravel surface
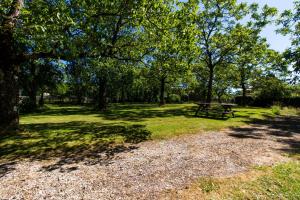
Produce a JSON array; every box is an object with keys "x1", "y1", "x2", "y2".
[{"x1": 0, "y1": 120, "x2": 298, "y2": 200}]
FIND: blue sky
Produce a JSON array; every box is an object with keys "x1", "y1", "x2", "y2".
[{"x1": 240, "y1": 0, "x2": 295, "y2": 52}]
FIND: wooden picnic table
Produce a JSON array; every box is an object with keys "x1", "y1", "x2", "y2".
[{"x1": 195, "y1": 102, "x2": 237, "y2": 118}]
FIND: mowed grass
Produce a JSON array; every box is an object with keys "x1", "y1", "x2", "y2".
[
  {"x1": 20, "y1": 103, "x2": 273, "y2": 138},
  {"x1": 1, "y1": 103, "x2": 274, "y2": 161},
  {"x1": 178, "y1": 161, "x2": 300, "y2": 200}
]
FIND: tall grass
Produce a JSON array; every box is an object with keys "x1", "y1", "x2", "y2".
[
  {"x1": 280, "y1": 106, "x2": 300, "y2": 116},
  {"x1": 271, "y1": 105, "x2": 281, "y2": 115}
]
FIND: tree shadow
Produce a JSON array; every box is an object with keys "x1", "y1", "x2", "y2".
[
  {"x1": 21, "y1": 106, "x2": 98, "y2": 117},
  {"x1": 21, "y1": 104, "x2": 198, "y2": 122},
  {"x1": 228, "y1": 127, "x2": 264, "y2": 139},
  {"x1": 0, "y1": 162, "x2": 16, "y2": 178},
  {"x1": 102, "y1": 104, "x2": 250, "y2": 121},
  {"x1": 0, "y1": 122, "x2": 151, "y2": 173},
  {"x1": 101, "y1": 105, "x2": 198, "y2": 121},
  {"x1": 228, "y1": 115, "x2": 300, "y2": 157},
  {"x1": 22, "y1": 104, "x2": 267, "y2": 123},
  {"x1": 194, "y1": 112, "x2": 232, "y2": 120}
]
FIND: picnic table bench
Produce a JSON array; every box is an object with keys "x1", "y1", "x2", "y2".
[{"x1": 195, "y1": 103, "x2": 237, "y2": 118}]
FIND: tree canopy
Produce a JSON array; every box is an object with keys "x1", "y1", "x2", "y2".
[{"x1": 0, "y1": 0, "x2": 298, "y2": 130}]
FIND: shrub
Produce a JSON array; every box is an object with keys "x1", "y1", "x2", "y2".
[
  {"x1": 19, "y1": 97, "x2": 35, "y2": 113},
  {"x1": 167, "y1": 94, "x2": 181, "y2": 103},
  {"x1": 282, "y1": 97, "x2": 300, "y2": 107},
  {"x1": 280, "y1": 106, "x2": 300, "y2": 116},
  {"x1": 234, "y1": 96, "x2": 254, "y2": 106},
  {"x1": 253, "y1": 76, "x2": 291, "y2": 107},
  {"x1": 271, "y1": 105, "x2": 281, "y2": 115}
]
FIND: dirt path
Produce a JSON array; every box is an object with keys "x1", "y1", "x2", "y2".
[{"x1": 0, "y1": 117, "x2": 299, "y2": 200}]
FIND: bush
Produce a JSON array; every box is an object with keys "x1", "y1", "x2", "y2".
[
  {"x1": 251, "y1": 97, "x2": 300, "y2": 107},
  {"x1": 19, "y1": 97, "x2": 35, "y2": 113},
  {"x1": 167, "y1": 94, "x2": 181, "y2": 103},
  {"x1": 279, "y1": 106, "x2": 300, "y2": 116},
  {"x1": 271, "y1": 105, "x2": 281, "y2": 115},
  {"x1": 281, "y1": 97, "x2": 300, "y2": 107},
  {"x1": 253, "y1": 76, "x2": 291, "y2": 106},
  {"x1": 234, "y1": 96, "x2": 254, "y2": 106}
]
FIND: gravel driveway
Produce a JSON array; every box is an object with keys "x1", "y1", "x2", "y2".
[{"x1": 0, "y1": 117, "x2": 299, "y2": 200}]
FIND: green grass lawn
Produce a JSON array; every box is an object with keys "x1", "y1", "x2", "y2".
[
  {"x1": 1, "y1": 103, "x2": 274, "y2": 161},
  {"x1": 181, "y1": 161, "x2": 300, "y2": 199},
  {"x1": 222, "y1": 162, "x2": 300, "y2": 199},
  {"x1": 21, "y1": 103, "x2": 274, "y2": 138}
]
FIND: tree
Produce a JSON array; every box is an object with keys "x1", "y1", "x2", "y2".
[
  {"x1": 20, "y1": 59, "x2": 63, "y2": 108},
  {"x1": 142, "y1": 0, "x2": 196, "y2": 105},
  {"x1": 193, "y1": 0, "x2": 247, "y2": 103},
  {"x1": 0, "y1": 0, "x2": 73, "y2": 130},
  {"x1": 193, "y1": 0, "x2": 277, "y2": 103},
  {"x1": 114, "y1": 64, "x2": 135, "y2": 103},
  {"x1": 253, "y1": 74, "x2": 291, "y2": 105},
  {"x1": 66, "y1": 60, "x2": 91, "y2": 104},
  {"x1": 278, "y1": 0, "x2": 300, "y2": 75},
  {"x1": 0, "y1": 0, "x2": 149, "y2": 128},
  {"x1": 213, "y1": 64, "x2": 237, "y2": 102},
  {"x1": 71, "y1": 0, "x2": 150, "y2": 110},
  {"x1": 0, "y1": 0, "x2": 24, "y2": 129},
  {"x1": 230, "y1": 25, "x2": 269, "y2": 106}
]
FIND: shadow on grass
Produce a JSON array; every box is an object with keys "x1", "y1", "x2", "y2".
[
  {"x1": 103, "y1": 104, "x2": 249, "y2": 121},
  {"x1": 194, "y1": 112, "x2": 233, "y2": 120},
  {"x1": 22, "y1": 104, "x2": 256, "y2": 122},
  {"x1": 21, "y1": 106, "x2": 98, "y2": 117},
  {"x1": 0, "y1": 121, "x2": 151, "y2": 175},
  {"x1": 228, "y1": 115, "x2": 300, "y2": 158},
  {"x1": 22, "y1": 104, "x2": 200, "y2": 122},
  {"x1": 102, "y1": 106, "x2": 198, "y2": 121}
]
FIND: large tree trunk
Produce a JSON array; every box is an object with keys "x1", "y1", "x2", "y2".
[
  {"x1": 241, "y1": 81, "x2": 246, "y2": 106},
  {"x1": 0, "y1": 58, "x2": 20, "y2": 131},
  {"x1": 28, "y1": 82, "x2": 38, "y2": 109},
  {"x1": 240, "y1": 68, "x2": 246, "y2": 106},
  {"x1": 76, "y1": 86, "x2": 83, "y2": 105},
  {"x1": 159, "y1": 77, "x2": 166, "y2": 106},
  {"x1": 0, "y1": 32, "x2": 19, "y2": 130},
  {"x1": 121, "y1": 86, "x2": 125, "y2": 104},
  {"x1": 76, "y1": 94, "x2": 82, "y2": 105},
  {"x1": 0, "y1": 0, "x2": 23, "y2": 131},
  {"x1": 98, "y1": 77, "x2": 107, "y2": 111},
  {"x1": 206, "y1": 65, "x2": 214, "y2": 104},
  {"x1": 39, "y1": 92, "x2": 44, "y2": 106},
  {"x1": 217, "y1": 93, "x2": 222, "y2": 103}
]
